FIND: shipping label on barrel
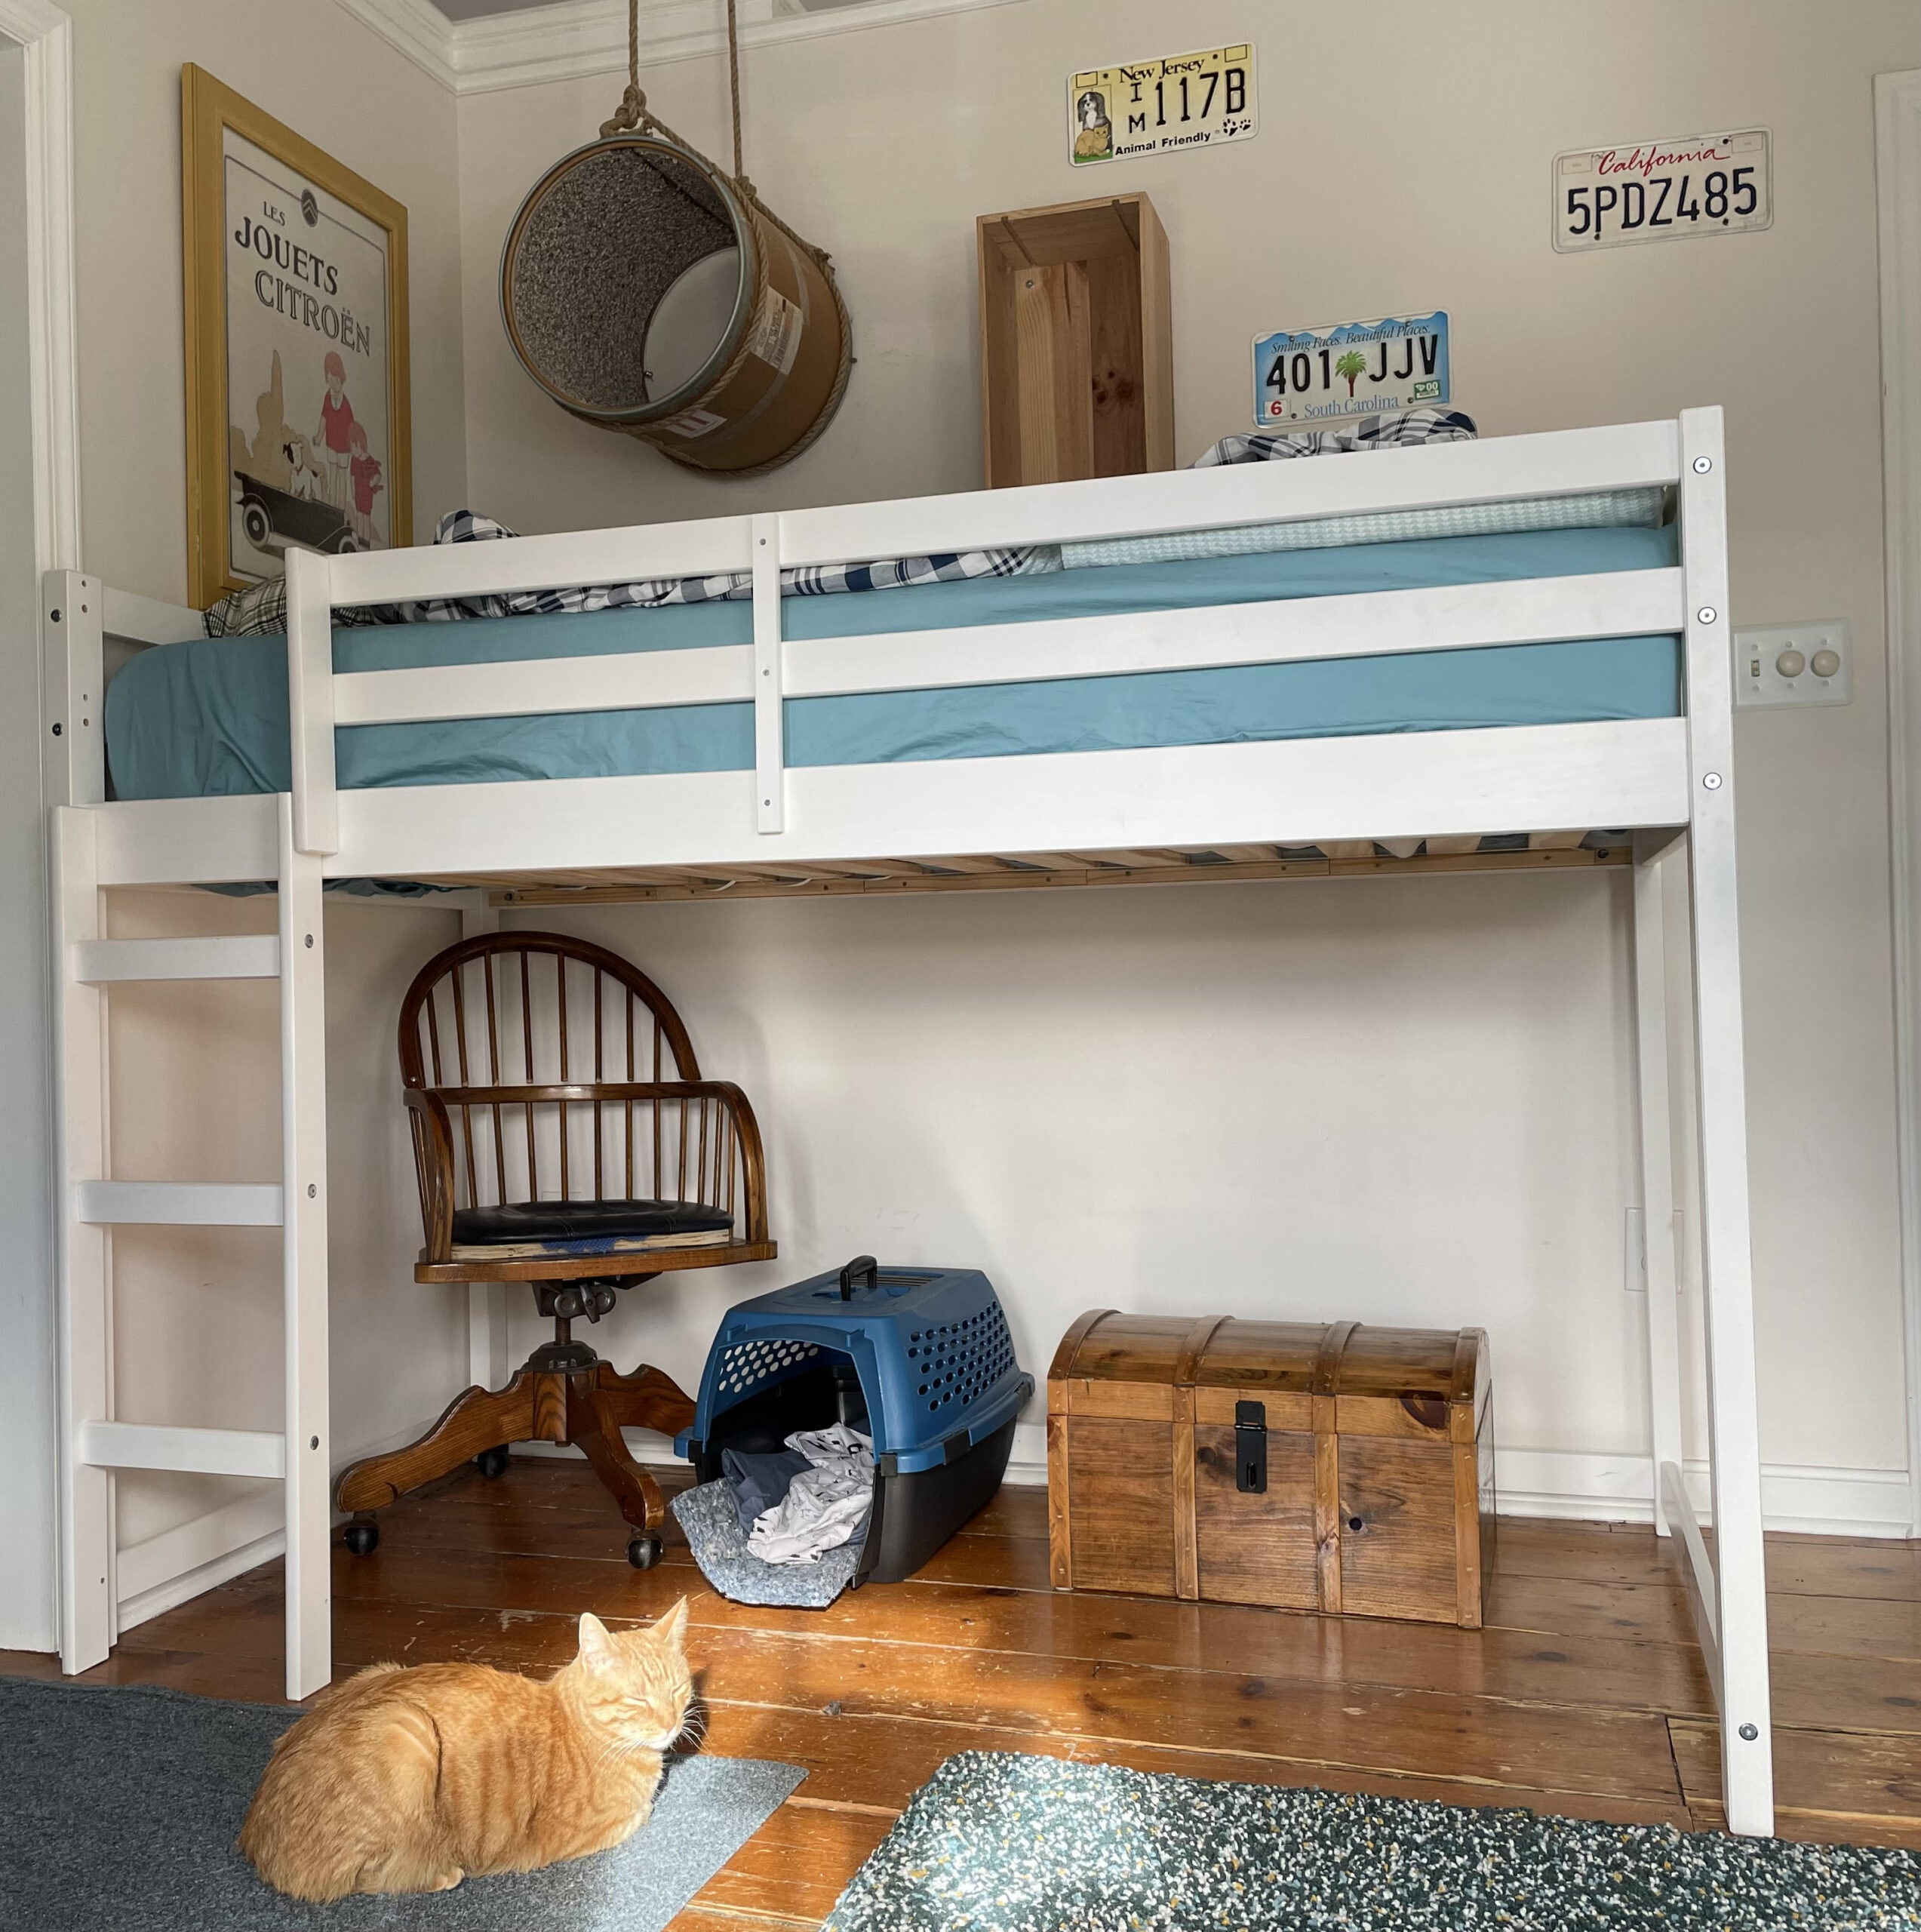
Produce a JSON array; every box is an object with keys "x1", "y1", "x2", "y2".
[
  {"x1": 1068, "y1": 44, "x2": 1255, "y2": 166},
  {"x1": 1252, "y1": 312, "x2": 1449, "y2": 427},
  {"x1": 745, "y1": 287, "x2": 803, "y2": 377},
  {"x1": 1553, "y1": 128, "x2": 1771, "y2": 251},
  {"x1": 657, "y1": 406, "x2": 727, "y2": 439}
]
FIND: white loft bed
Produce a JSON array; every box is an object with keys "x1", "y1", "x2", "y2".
[{"x1": 44, "y1": 407, "x2": 1774, "y2": 1835}]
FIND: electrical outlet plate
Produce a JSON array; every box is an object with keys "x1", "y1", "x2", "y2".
[{"x1": 1734, "y1": 619, "x2": 1852, "y2": 709}]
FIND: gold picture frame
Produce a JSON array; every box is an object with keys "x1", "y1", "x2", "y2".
[{"x1": 182, "y1": 65, "x2": 410, "y2": 608}]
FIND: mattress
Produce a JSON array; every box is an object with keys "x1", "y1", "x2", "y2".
[{"x1": 105, "y1": 523, "x2": 1683, "y2": 803}]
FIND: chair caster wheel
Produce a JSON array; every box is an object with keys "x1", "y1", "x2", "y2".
[
  {"x1": 343, "y1": 1519, "x2": 380, "y2": 1557},
  {"x1": 475, "y1": 1446, "x2": 510, "y2": 1479},
  {"x1": 627, "y1": 1533, "x2": 663, "y2": 1571}
]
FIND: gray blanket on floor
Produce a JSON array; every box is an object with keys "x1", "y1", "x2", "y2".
[
  {"x1": 0, "y1": 1674, "x2": 801, "y2": 1930},
  {"x1": 672, "y1": 1476, "x2": 865, "y2": 1607}
]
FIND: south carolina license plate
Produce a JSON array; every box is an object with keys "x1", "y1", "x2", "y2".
[
  {"x1": 1553, "y1": 129, "x2": 1772, "y2": 251},
  {"x1": 1251, "y1": 312, "x2": 1449, "y2": 427}
]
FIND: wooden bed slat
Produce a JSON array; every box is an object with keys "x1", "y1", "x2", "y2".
[{"x1": 471, "y1": 840, "x2": 1630, "y2": 906}]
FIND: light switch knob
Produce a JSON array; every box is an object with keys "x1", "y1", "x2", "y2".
[
  {"x1": 1775, "y1": 649, "x2": 1806, "y2": 678},
  {"x1": 1811, "y1": 648, "x2": 1841, "y2": 678}
]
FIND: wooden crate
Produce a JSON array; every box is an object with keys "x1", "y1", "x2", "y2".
[
  {"x1": 976, "y1": 193, "x2": 1173, "y2": 488},
  {"x1": 1046, "y1": 1315, "x2": 1495, "y2": 1626}
]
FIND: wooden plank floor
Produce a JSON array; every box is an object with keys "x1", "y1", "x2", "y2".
[{"x1": 8, "y1": 1460, "x2": 1921, "y2": 1926}]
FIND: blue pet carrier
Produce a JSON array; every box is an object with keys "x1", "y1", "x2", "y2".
[{"x1": 678, "y1": 1257, "x2": 1033, "y2": 1584}]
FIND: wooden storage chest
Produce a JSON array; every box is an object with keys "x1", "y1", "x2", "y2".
[{"x1": 1046, "y1": 1315, "x2": 1494, "y2": 1626}]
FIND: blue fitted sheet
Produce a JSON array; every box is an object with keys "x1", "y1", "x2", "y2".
[{"x1": 105, "y1": 524, "x2": 1683, "y2": 801}]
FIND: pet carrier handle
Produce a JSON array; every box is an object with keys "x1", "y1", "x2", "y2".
[{"x1": 838, "y1": 1254, "x2": 879, "y2": 1300}]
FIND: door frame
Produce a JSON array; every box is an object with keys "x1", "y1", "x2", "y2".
[
  {"x1": 0, "y1": 0, "x2": 75, "y2": 1653},
  {"x1": 0, "y1": 0, "x2": 77, "y2": 577},
  {"x1": 1877, "y1": 66, "x2": 1921, "y2": 1537}
]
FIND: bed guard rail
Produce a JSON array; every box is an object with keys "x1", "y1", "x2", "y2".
[{"x1": 266, "y1": 413, "x2": 1707, "y2": 861}]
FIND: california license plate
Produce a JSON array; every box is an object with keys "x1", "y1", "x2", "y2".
[
  {"x1": 1251, "y1": 312, "x2": 1449, "y2": 428},
  {"x1": 1068, "y1": 44, "x2": 1256, "y2": 167},
  {"x1": 1553, "y1": 129, "x2": 1772, "y2": 251}
]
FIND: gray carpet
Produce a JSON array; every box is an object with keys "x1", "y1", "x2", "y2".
[
  {"x1": 672, "y1": 1477, "x2": 863, "y2": 1608},
  {"x1": 0, "y1": 1675, "x2": 802, "y2": 1929},
  {"x1": 821, "y1": 1752, "x2": 1921, "y2": 1930}
]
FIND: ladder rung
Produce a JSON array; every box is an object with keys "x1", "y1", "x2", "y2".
[
  {"x1": 78, "y1": 1420, "x2": 284, "y2": 1479},
  {"x1": 75, "y1": 1181, "x2": 284, "y2": 1226},
  {"x1": 72, "y1": 936, "x2": 281, "y2": 983}
]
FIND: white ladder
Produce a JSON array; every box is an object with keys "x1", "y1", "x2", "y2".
[{"x1": 52, "y1": 790, "x2": 332, "y2": 1700}]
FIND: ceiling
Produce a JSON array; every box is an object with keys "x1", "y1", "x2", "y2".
[{"x1": 431, "y1": 0, "x2": 552, "y2": 17}]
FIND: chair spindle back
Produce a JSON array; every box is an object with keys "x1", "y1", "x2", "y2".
[{"x1": 399, "y1": 933, "x2": 742, "y2": 1225}]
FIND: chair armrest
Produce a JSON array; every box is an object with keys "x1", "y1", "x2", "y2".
[
  {"x1": 414, "y1": 1078, "x2": 772, "y2": 1247},
  {"x1": 404, "y1": 1087, "x2": 457, "y2": 1264},
  {"x1": 703, "y1": 1081, "x2": 771, "y2": 1245}
]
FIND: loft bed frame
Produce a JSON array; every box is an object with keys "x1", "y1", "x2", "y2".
[{"x1": 43, "y1": 407, "x2": 1774, "y2": 1835}]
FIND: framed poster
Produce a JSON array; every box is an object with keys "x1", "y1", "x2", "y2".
[{"x1": 181, "y1": 65, "x2": 410, "y2": 608}]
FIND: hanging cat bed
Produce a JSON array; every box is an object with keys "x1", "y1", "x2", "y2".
[{"x1": 499, "y1": 0, "x2": 851, "y2": 476}]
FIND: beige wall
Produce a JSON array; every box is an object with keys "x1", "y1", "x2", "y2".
[
  {"x1": 450, "y1": 0, "x2": 1921, "y2": 1511},
  {"x1": 64, "y1": 0, "x2": 469, "y2": 601}
]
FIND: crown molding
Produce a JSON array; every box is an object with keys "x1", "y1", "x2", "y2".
[
  {"x1": 0, "y1": 0, "x2": 70, "y2": 36},
  {"x1": 335, "y1": 0, "x2": 460, "y2": 91},
  {"x1": 338, "y1": 0, "x2": 1031, "y2": 97}
]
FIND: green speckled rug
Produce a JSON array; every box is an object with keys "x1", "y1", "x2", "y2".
[{"x1": 820, "y1": 1753, "x2": 1921, "y2": 1930}]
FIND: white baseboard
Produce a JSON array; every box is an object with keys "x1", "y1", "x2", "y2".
[
  {"x1": 109, "y1": 1411, "x2": 477, "y2": 1635},
  {"x1": 1493, "y1": 1448, "x2": 1914, "y2": 1539},
  {"x1": 109, "y1": 1423, "x2": 1914, "y2": 1639},
  {"x1": 514, "y1": 1431, "x2": 678, "y2": 1462},
  {"x1": 1003, "y1": 1426, "x2": 1913, "y2": 1540},
  {"x1": 116, "y1": 1492, "x2": 287, "y2": 1634},
  {"x1": 115, "y1": 1487, "x2": 284, "y2": 1610}
]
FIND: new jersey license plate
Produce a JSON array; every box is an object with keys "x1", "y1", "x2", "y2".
[
  {"x1": 1553, "y1": 129, "x2": 1772, "y2": 251},
  {"x1": 1068, "y1": 45, "x2": 1256, "y2": 166},
  {"x1": 1251, "y1": 312, "x2": 1449, "y2": 427}
]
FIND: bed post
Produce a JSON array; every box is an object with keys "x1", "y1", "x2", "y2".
[
  {"x1": 285, "y1": 546, "x2": 340, "y2": 857},
  {"x1": 41, "y1": 571, "x2": 104, "y2": 809},
  {"x1": 1631, "y1": 830, "x2": 1686, "y2": 1536},
  {"x1": 278, "y1": 795, "x2": 332, "y2": 1699},
  {"x1": 51, "y1": 804, "x2": 113, "y2": 1675},
  {"x1": 44, "y1": 579, "x2": 112, "y2": 1675},
  {"x1": 1677, "y1": 405, "x2": 1772, "y2": 1836},
  {"x1": 751, "y1": 512, "x2": 784, "y2": 835}
]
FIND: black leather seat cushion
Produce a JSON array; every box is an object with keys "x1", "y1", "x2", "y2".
[{"x1": 452, "y1": 1198, "x2": 735, "y2": 1245}]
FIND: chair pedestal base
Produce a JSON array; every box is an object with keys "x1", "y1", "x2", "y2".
[{"x1": 334, "y1": 1350, "x2": 696, "y2": 1539}]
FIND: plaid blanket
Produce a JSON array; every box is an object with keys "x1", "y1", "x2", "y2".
[
  {"x1": 203, "y1": 515, "x2": 1053, "y2": 637},
  {"x1": 201, "y1": 409, "x2": 1477, "y2": 638},
  {"x1": 1193, "y1": 407, "x2": 1477, "y2": 466}
]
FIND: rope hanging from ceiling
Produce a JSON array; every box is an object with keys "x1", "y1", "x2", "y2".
[{"x1": 499, "y1": 0, "x2": 852, "y2": 475}]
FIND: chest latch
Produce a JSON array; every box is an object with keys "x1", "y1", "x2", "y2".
[{"x1": 1234, "y1": 1399, "x2": 1267, "y2": 1494}]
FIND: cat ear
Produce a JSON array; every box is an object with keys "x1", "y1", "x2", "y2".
[
  {"x1": 650, "y1": 1598, "x2": 690, "y2": 1652},
  {"x1": 576, "y1": 1611, "x2": 619, "y2": 1674}
]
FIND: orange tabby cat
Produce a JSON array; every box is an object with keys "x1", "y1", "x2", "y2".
[{"x1": 238, "y1": 1600, "x2": 692, "y2": 1902}]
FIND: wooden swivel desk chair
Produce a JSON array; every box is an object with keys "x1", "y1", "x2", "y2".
[{"x1": 334, "y1": 932, "x2": 774, "y2": 1565}]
